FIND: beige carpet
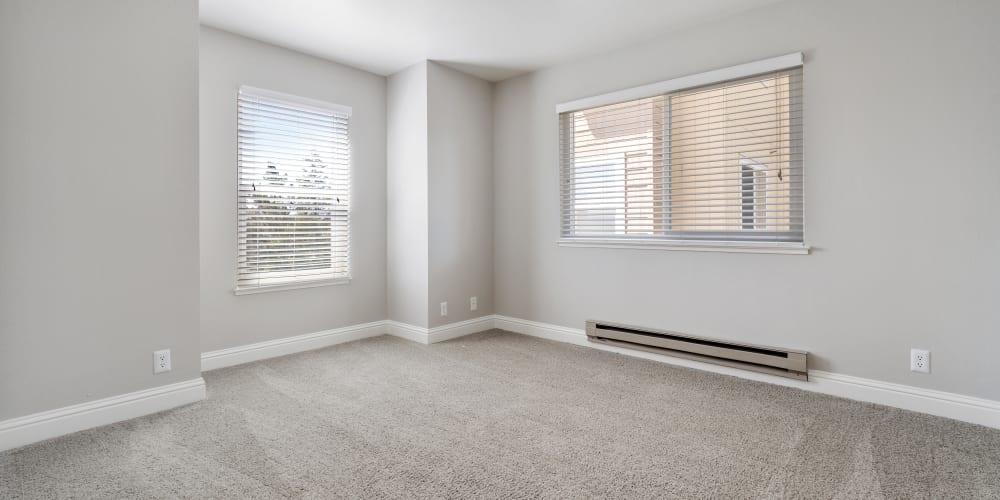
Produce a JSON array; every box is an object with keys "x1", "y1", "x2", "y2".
[{"x1": 2, "y1": 330, "x2": 999, "y2": 499}]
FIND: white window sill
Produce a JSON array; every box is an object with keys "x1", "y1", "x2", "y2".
[
  {"x1": 233, "y1": 277, "x2": 351, "y2": 296},
  {"x1": 557, "y1": 238, "x2": 810, "y2": 255}
]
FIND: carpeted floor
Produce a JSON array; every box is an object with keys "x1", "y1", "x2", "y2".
[{"x1": 2, "y1": 330, "x2": 1000, "y2": 499}]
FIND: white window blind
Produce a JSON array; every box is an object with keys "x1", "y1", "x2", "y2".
[
  {"x1": 236, "y1": 86, "x2": 351, "y2": 291},
  {"x1": 559, "y1": 59, "x2": 804, "y2": 247}
]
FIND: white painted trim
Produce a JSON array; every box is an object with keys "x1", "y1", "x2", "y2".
[
  {"x1": 239, "y1": 85, "x2": 352, "y2": 116},
  {"x1": 201, "y1": 320, "x2": 385, "y2": 371},
  {"x1": 0, "y1": 378, "x2": 206, "y2": 452},
  {"x1": 807, "y1": 371, "x2": 1000, "y2": 429},
  {"x1": 201, "y1": 315, "x2": 495, "y2": 370},
  {"x1": 558, "y1": 238, "x2": 810, "y2": 255},
  {"x1": 385, "y1": 321, "x2": 429, "y2": 344},
  {"x1": 556, "y1": 52, "x2": 804, "y2": 113},
  {"x1": 494, "y1": 316, "x2": 585, "y2": 345},
  {"x1": 492, "y1": 315, "x2": 1000, "y2": 429},
  {"x1": 428, "y1": 315, "x2": 497, "y2": 343},
  {"x1": 387, "y1": 315, "x2": 497, "y2": 345},
  {"x1": 233, "y1": 277, "x2": 351, "y2": 296}
]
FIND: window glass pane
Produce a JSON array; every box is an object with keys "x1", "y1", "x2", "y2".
[{"x1": 560, "y1": 68, "x2": 803, "y2": 243}]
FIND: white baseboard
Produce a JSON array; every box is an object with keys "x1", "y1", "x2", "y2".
[
  {"x1": 385, "y1": 321, "x2": 429, "y2": 344},
  {"x1": 202, "y1": 316, "x2": 495, "y2": 371},
  {"x1": 429, "y1": 315, "x2": 497, "y2": 343},
  {"x1": 0, "y1": 378, "x2": 206, "y2": 452},
  {"x1": 387, "y1": 315, "x2": 496, "y2": 345},
  {"x1": 493, "y1": 315, "x2": 1000, "y2": 430},
  {"x1": 494, "y1": 316, "x2": 587, "y2": 346},
  {"x1": 807, "y1": 370, "x2": 1000, "y2": 429},
  {"x1": 201, "y1": 320, "x2": 386, "y2": 371}
]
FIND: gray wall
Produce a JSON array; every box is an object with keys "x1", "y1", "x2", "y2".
[
  {"x1": 0, "y1": 0, "x2": 201, "y2": 420},
  {"x1": 493, "y1": 0, "x2": 1000, "y2": 400},
  {"x1": 427, "y1": 62, "x2": 494, "y2": 328},
  {"x1": 200, "y1": 27, "x2": 387, "y2": 352},
  {"x1": 386, "y1": 62, "x2": 430, "y2": 327}
]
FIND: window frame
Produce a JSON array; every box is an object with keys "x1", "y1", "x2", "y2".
[
  {"x1": 556, "y1": 53, "x2": 809, "y2": 255},
  {"x1": 233, "y1": 86, "x2": 353, "y2": 295}
]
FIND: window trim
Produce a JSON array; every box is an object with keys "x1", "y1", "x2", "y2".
[
  {"x1": 556, "y1": 52, "x2": 803, "y2": 114},
  {"x1": 234, "y1": 86, "x2": 354, "y2": 294},
  {"x1": 555, "y1": 53, "x2": 806, "y2": 253},
  {"x1": 233, "y1": 277, "x2": 351, "y2": 296},
  {"x1": 239, "y1": 85, "x2": 353, "y2": 117},
  {"x1": 556, "y1": 238, "x2": 809, "y2": 254}
]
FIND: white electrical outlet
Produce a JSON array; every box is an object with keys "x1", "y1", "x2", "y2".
[
  {"x1": 440, "y1": 301, "x2": 448, "y2": 317},
  {"x1": 470, "y1": 296, "x2": 478, "y2": 311},
  {"x1": 910, "y1": 348, "x2": 930, "y2": 374},
  {"x1": 153, "y1": 349, "x2": 171, "y2": 374}
]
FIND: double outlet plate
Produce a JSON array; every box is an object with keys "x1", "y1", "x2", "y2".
[{"x1": 910, "y1": 348, "x2": 930, "y2": 374}]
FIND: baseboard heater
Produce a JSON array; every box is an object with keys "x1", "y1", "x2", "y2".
[{"x1": 586, "y1": 320, "x2": 808, "y2": 380}]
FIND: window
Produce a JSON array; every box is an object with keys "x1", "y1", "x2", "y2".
[
  {"x1": 558, "y1": 54, "x2": 804, "y2": 251},
  {"x1": 236, "y1": 87, "x2": 351, "y2": 292}
]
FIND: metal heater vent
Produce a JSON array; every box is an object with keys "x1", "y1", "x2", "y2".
[{"x1": 587, "y1": 320, "x2": 808, "y2": 380}]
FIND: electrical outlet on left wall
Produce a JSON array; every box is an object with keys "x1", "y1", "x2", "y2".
[
  {"x1": 910, "y1": 348, "x2": 930, "y2": 374},
  {"x1": 153, "y1": 349, "x2": 171, "y2": 374}
]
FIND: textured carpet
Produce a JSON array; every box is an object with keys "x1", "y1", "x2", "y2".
[{"x1": 2, "y1": 330, "x2": 1000, "y2": 499}]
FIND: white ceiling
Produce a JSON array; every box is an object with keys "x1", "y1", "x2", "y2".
[{"x1": 200, "y1": 0, "x2": 786, "y2": 82}]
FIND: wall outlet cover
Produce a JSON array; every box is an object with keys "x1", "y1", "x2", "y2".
[
  {"x1": 154, "y1": 349, "x2": 171, "y2": 374},
  {"x1": 910, "y1": 348, "x2": 930, "y2": 374},
  {"x1": 440, "y1": 302, "x2": 448, "y2": 317},
  {"x1": 470, "y1": 296, "x2": 478, "y2": 311}
]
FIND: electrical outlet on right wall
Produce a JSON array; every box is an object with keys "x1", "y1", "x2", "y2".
[{"x1": 910, "y1": 348, "x2": 930, "y2": 374}]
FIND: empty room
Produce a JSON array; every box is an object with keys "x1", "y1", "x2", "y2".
[{"x1": 2, "y1": 0, "x2": 999, "y2": 497}]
